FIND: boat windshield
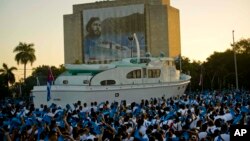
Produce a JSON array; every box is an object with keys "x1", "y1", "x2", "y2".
[{"x1": 130, "y1": 58, "x2": 151, "y2": 64}]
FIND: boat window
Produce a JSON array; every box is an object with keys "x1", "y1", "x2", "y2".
[
  {"x1": 136, "y1": 70, "x2": 141, "y2": 78},
  {"x1": 100, "y1": 80, "x2": 116, "y2": 85},
  {"x1": 83, "y1": 80, "x2": 89, "y2": 84},
  {"x1": 130, "y1": 58, "x2": 151, "y2": 64},
  {"x1": 143, "y1": 68, "x2": 147, "y2": 78},
  {"x1": 140, "y1": 58, "x2": 151, "y2": 63},
  {"x1": 169, "y1": 61, "x2": 173, "y2": 66},
  {"x1": 148, "y1": 69, "x2": 161, "y2": 78},
  {"x1": 126, "y1": 69, "x2": 141, "y2": 79},
  {"x1": 63, "y1": 80, "x2": 68, "y2": 84},
  {"x1": 115, "y1": 93, "x2": 119, "y2": 97}
]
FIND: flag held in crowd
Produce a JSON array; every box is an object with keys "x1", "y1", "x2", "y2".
[
  {"x1": 47, "y1": 67, "x2": 54, "y2": 101},
  {"x1": 199, "y1": 73, "x2": 203, "y2": 86}
]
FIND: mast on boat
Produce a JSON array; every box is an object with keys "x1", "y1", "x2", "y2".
[{"x1": 133, "y1": 33, "x2": 140, "y2": 63}]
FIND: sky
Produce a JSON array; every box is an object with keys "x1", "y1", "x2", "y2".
[{"x1": 0, "y1": 0, "x2": 250, "y2": 80}]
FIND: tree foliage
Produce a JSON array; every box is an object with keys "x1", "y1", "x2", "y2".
[
  {"x1": 233, "y1": 38, "x2": 250, "y2": 54},
  {"x1": 177, "y1": 38, "x2": 250, "y2": 91},
  {"x1": 202, "y1": 38, "x2": 250, "y2": 90},
  {"x1": 176, "y1": 56, "x2": 202, "y2": 92},
  {"x1": 0, "y1": 75, "x2": 9, "y2": 100},
  {"x1": 13, "y1": 42, "x2": 36, "y2": 81},
  {"x1": 22, "y1": 65, "x2": 65, "y2": 97},
  {"x1": 0, "y1": 63, "x2": 17, "y2": 99},
  {"x1": 0, "y1": 63, "x2": 17, "y2": 86}
]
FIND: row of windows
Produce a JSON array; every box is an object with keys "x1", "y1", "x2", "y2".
[
  {"x1": 62, "y1": 69, "x2": 161, "y2": 85},
  {"x1": 127, "y1": 69, "x2": 141, "y2": 79},
  {"x1": 62, "y1": 80, "x2": 89, "y2": 85},
  {"x1": 63, "y1": 79, "x2": 116, "y2": 85},
  {"x1": 127, "y1": 69, "x2": 161, "y2": 79},
  {"x1": 148, "y1": 69, "x2": 161, "y2": 78},
  {"x1": 100, "y1": 80, "x2": 116, "y2": 85}
]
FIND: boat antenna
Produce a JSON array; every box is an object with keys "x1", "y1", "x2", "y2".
[
  {"x1": 133, "y1": 33, "x2": 140, "y2": 63},
  {"x1": 160, "y1": 51, "x2": 165, "y2": 57},
  {"x1": 145, "y1": 52, "x2": 151, "y2": 57},
  {"x1": 128, "y1": 35, "x2": 134, "y2": 58}
]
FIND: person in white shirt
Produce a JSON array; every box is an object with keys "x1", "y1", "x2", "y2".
[
  {"x1": 172, "y1": 117, "x2": 182, "y2": 132},
  {"x1": 139, "y1": 125, "x2": 149, "y2": 141},
  {"x1": 178, "y1": 104, "x2": 187, "y2": 116},
  {"x1": 223, "y1": 109, "x2": 233, "y2": 122},
  {"x1": 198, "y1": 123, "x2": 208, "y2": 141},
  {"x1": 213, "y1": 124, "x2": 230, "y2": 141},
  {"x1": 82, "y1": 103, "x2": 90, "y2": 113}
]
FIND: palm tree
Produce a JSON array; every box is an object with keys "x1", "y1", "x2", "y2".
[
  {"x1": 13, "y1": 42, "x2": 36, "y2": 81},
  {"x1": 0, "y1": 63, "x2": 17, "y2": 88}
]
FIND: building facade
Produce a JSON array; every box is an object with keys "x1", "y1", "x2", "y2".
[{"x1": 64, "y1": 0, "x2": 181, "y2": 64}]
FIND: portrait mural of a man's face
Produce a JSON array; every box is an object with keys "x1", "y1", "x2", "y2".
[
  {"x1": 86, "y1": 17, "x2": 101, "y2": 39},
  {"x1": 83, "y1": 4, "x2": 146, "y2": 63}
]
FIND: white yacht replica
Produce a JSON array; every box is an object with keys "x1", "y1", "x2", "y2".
[{"x1": 32, "y1": 34, "x2": 191, "y2": 108}]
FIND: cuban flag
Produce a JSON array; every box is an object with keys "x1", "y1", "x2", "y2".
[{"x1": 47, "y1": 67, "x2": 54, "y2": 101}]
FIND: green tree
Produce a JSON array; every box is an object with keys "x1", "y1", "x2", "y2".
[
  {"x1": 175, "y1": 56, "x2": 202, "y2": 92},
  {"x1": 0, "y1": 63, "x2": 17, "y2": 99},
  {"x1": 13, "y1": 42, "x2": 36, "y2": 81},
  {"x1": 22, "y1": 65, "x2": 65, "y2": 99},
  {"x1": 0, "y1": 63, "x2": 17, "y2": 88},
  {"x1": 203, "y1": 37, "x2": 250, "y2": 90},
  {"x1": 233, "y1": 38, "x2": 250, "y2": 89},
  {"x1": 0, "y1": 75, "x2": 9, "y2": 100},
  {"x1": 233, "y1": 38, "x2": 250, "y2": 54}
]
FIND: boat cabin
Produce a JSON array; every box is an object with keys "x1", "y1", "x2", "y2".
[{"x1": 54, "y1": 57, "x2": 180, "y2": 86}]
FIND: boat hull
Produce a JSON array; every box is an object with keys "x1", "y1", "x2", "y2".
[{"x1": 32, "y1": 80, "x2": 190, "y2": 108}]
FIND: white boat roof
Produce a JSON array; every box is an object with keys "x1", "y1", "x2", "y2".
[{"x1": 64, "y1": 57, "x2": 174, "y2": 74}]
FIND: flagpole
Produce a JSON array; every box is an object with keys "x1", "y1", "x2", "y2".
[
  {"x1": 232, "y1": 30, "x2": 239, "y2": 90},
  {"x1": 199, "y1": 65, "x2": 203, "y2": 93},
  {"x1": 188, "y1": 71, "x2": 191, "y2": 94},
  {"x1": 201, "y1": 73, "x2": 203, "y2": 93},
  {"x1": 179, "y1": 54, "x2": 182, "y2": 72}
]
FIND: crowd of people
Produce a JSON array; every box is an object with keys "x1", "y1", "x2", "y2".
[{"x1": 0, "y1": 90, "x2": 249, "y2": 141}]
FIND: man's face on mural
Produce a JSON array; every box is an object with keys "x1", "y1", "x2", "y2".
[{"x1": 90, "y1": 20, "x2": 101, "y2": 37}]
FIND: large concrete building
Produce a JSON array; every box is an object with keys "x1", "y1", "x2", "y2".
[{"x1": 64, "y1": 0, "x2": 181, "y2": 64}]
